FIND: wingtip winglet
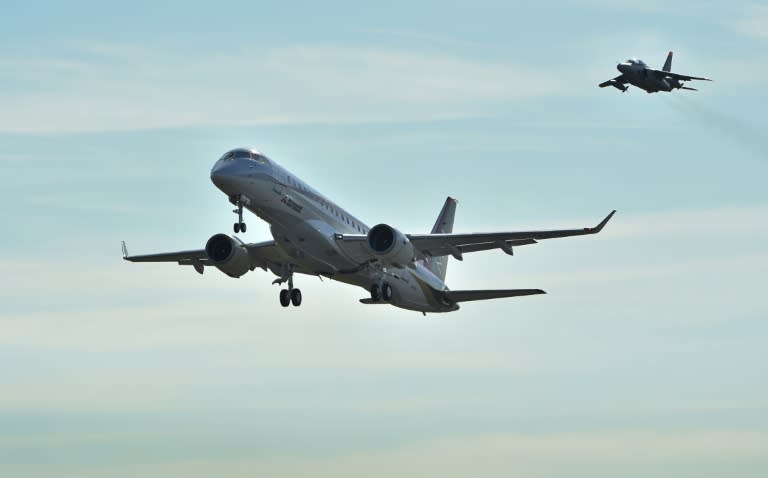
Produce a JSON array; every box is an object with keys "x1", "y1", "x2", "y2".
[
  {"x1": 121, "y1": 241, "x2": 129, "y2": 260},
  {"x1": 594, "y1": 210, "x2": 616, "y2": 232}
]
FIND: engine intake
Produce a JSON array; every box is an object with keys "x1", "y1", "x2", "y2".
[
  {"x1": 205, "y1": 233, "x2": 251, "y2": 278},
  {"x1": 367, "y1": 224, "x2": 415, "y2": 266}
]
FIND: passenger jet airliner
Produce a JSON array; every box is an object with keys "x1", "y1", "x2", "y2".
[{"x1": 123, "y1": 148, "x2": 615, "y2": 313}]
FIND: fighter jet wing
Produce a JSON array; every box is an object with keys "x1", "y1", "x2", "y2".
[
  {"x1": 599, "y1": 75, "x2": 627, "y2": 88},
  {"x1": 650, "y1": 69, "x2": 712, "y2": 82}
]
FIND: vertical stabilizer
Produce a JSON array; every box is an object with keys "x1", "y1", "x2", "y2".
[
  {"x1": 423, "y1": 197, "x2": 457, "y2": 281},
  {"x1": 662, "y1": 51, "x2": 673, "y2": 72}
]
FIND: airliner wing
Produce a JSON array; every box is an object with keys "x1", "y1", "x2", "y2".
[
  {"x1": 335, "y1": 210, "x2": 615, "y2": 262},
  {"x1": 122, "y1": 240, "x2": 285, "y2": 273},
  {"x1": 408, "y1": 210, "x2": 615, "y2": 260},
  {"x1": 652, "y1": 69, "x2": 712, "y2": 82}
]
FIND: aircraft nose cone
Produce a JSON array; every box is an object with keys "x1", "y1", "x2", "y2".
[{"x1": 210, "y1": 161, "x2": 244, "y2": 190}]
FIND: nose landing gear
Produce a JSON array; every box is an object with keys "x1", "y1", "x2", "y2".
[{"x1": 233, "y1": 196, "x2": 246, "y2": 233}]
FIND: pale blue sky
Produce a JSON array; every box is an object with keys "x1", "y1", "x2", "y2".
[{"x1": 1, "y1": 1, "x2": 767, "y2": 476}]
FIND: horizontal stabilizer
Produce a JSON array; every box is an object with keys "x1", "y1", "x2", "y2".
[
  {"x1": 680, "y1": 86, "x2": 698, "y2": 91},
  {"x1": 359, "y1": 298, "x2": 388, "y2": 305},
  {"x1": 444, "y1": 288, "x2": 546, "y2": 303}
]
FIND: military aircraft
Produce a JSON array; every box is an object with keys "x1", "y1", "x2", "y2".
[
  {"x1": 123, "y1": 148, "x2": 614, "y2": 314},
  {"x1": 599, "y1": 51, "x2": 712, "y2": 93}
]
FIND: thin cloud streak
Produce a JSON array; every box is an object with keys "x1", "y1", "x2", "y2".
[
  {"x1": 0, "y1": 45, "x2": 566, "y2": 134},
  {"x1": 732, "y1": 4, "x2": 768, "y2": 40},
  {"x1": 2, "y1": 430, "x2": 766, "y2": 477}
]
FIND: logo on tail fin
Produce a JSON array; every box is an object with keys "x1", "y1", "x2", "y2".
[{"x1": 422, "y1": 197, "x2": 457, "y2": 281}]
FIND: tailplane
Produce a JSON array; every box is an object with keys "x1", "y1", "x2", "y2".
[
  {"x1": 444, "y1": 289, "x2": 546, "y2": 303},
  {"x1": 662, "y1": 51, "x2": 673, "y2": 72},
  {"x1": 423, "y1": 197, "x2": 457, "y2": 281}
]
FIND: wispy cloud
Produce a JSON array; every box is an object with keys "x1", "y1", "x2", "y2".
[
  {"x1": 732, "y1": 4, "x2": 768, "y2": 40},
  {"x1": 2, "y1": 430, "x2": 766, "y2": 477},
  {"x1": 0, "y1": 44, "x2": 565, "y2": 134}
]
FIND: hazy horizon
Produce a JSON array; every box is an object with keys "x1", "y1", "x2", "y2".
[{"x1": 2, "y1": 1, "x2": 767, "y2": 476}]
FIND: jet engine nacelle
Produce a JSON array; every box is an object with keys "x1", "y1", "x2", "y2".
[
  {"x1": 664, "y1": 76, "x2": 682, "y2": 90},
  {"x1": 205, "y1": 233, "x2": 251, "y2": 278},
  {"x1": 367, "y1": 224, "x2": 416, "y2": 266}
]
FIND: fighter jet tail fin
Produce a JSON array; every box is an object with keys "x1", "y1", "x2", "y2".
[{"x1": 662, "y1": 51, "x2": 673, "y2": 72}]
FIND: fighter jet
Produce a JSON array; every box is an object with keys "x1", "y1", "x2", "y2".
[{"x1": 599, "y1": 51, "x2": 712, "y2": 93}]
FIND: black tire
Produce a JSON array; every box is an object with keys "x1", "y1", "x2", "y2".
[
  {"x1": 370, "y1": 284, "x2": 380, "y2": 301},
  {"x1": 240, "y1": 222, "x2": 247, "y2": 233},
  {"x1": 290, "y1": 288, "x2": 302, "y2": 306},
  {"x1": 279, "y1": 289, "x2": 290, "y2": 307},
  {"x1": 234, "y1": 222, "x2": 240, "y2": 233},
  {"x1": 381, "y1": 283, "x2": 393, "y2": 301}
]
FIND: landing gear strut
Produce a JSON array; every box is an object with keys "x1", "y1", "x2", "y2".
[
  {"x1": 233, "y1": 197, "x2": 246, "y2": 233},
  {"x1": 274, "y1": 267, "x2": 302, "y2": 307}
]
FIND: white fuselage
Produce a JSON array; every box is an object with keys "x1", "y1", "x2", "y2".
[{"x1": 210, "y1": 151, "x2": 457, "y2": 313}]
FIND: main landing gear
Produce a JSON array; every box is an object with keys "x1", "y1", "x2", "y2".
[
  {"x1": 370, "y1": 282, "x2": 393, "y2": 302},
  {"x1": 274, "y1": 268, "x2": 302, "y2": 307},
  {"x1": 233, "y1": 197, "x2": 246, "y2": 233}
]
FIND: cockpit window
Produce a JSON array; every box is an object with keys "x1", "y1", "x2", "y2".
[{"x1": 219, "y1": 149, "x2": 270, "y2": 164}]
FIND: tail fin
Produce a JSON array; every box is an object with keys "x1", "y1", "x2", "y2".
[
  {"x1": 423, "y1": 197, "x2": 457, "y2": 281},
  {"x1": 662, "y1": 51, "x2": 673, "y2": 72}
]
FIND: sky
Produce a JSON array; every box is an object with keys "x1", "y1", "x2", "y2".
[{"x1": 1, "y1": 1, "x2": 768, "y2": 476}]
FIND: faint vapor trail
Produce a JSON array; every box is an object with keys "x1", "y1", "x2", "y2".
[{"x1": 662, "y1": 95, "x2": 767, "y2": 160}]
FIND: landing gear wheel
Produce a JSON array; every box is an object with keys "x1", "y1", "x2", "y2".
[
  {"x1": 370, "y1": 284, "x2": 380, "y2": 301},
  {"x1": 232, "y1": 196, "x2": 246, "y2": 234},
  {"x1": 381, "y1": 283, "x2": 393, "y2": 302},
  {"x1": 290, "y1": 288, "x2": 302, "y2": 307},
  {"x1": 279, "y1": 289, "x2": 290, "y2": 307}
]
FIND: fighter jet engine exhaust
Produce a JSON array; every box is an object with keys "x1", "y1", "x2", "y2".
[{"x1": 662, "y1": 96, "x2": 767, "y2": 160}]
